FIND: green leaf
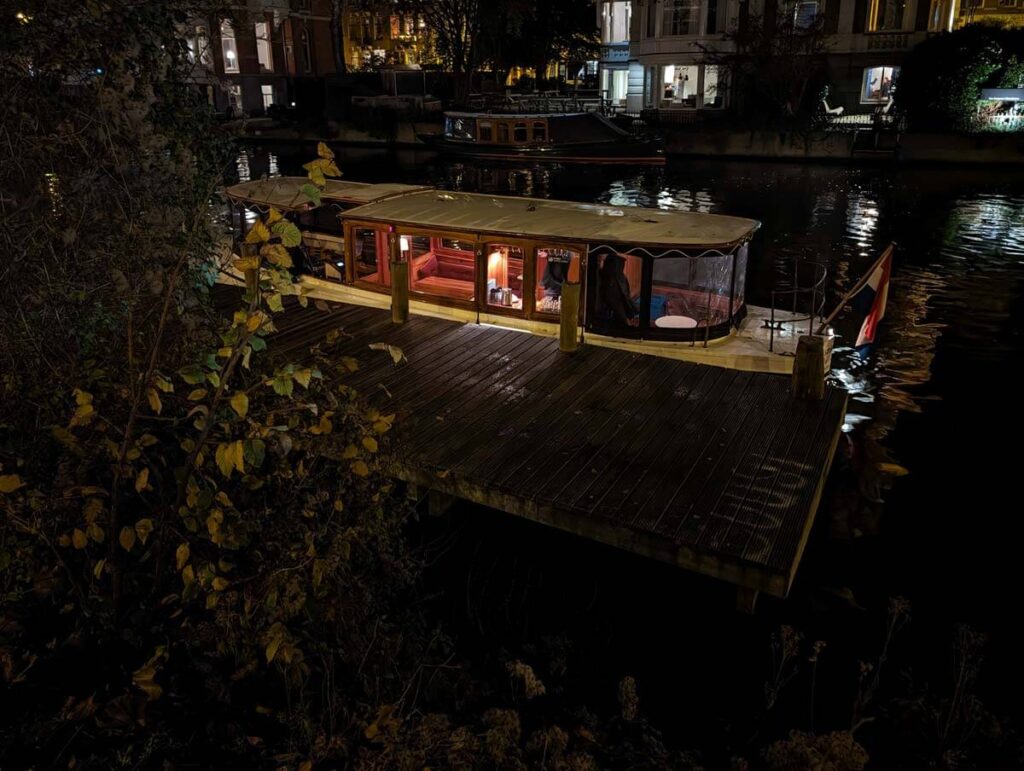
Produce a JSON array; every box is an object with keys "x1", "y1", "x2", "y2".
[
  {"x1": 271, "y1": 221, "x2": 302, "y2": 248},
  {"x1": 270, "y1": 373, "x2": 294, "y2": 396},
  {"x1": 300, "y1": 183, "x2": 322, "y2": 206},
  {"x1": 250, "y1": 335, "x2": 267, "y2": 352},
  {"x1": 179, "y1": 365, "x2": 205, "y2": 385},
  {"x1": 265, "y1": 293, "x2": 284, "y2": 313}
]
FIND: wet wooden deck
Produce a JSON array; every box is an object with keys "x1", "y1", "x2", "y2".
[{"x1": 225, "y1": 289, "x2": 847, "y2": 601}]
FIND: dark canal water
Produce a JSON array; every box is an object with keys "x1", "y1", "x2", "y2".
[{"x1": 232, "y1": 145, "x2": 1024, "y2": 759}]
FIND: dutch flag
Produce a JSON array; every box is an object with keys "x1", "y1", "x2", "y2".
[{"x1": 851, "y1": 245, "x2": 894, "y2": 352}]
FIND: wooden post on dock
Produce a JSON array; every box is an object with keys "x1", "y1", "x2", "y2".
[
  {"x1": 389, "y1": 232, "x2": 409, "y2": 324},
  {"x1": 791, "y1": 335, "x2": 832, "y2": 400},
  {"x1": 560, "y1": 281, "x2": 581, "y2": 353}
]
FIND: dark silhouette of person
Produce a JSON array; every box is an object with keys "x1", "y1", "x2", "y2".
[
  {"x1": 597, "y1": 252, "x2": 636, "y2": 326},
  {"x1": 541, "y1": 257, "x2": 569, "y2": 298}
]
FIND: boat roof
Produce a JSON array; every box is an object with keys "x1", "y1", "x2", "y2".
[
  {"x1": 341, "y1": 191, "x2": 760, "y2": 248},
  {"x1": 223, "y1": 177, "x2": 431, "y2": 212},
  {"x1": 447, "y1": 111, "x2": 590, "y2": 119}
]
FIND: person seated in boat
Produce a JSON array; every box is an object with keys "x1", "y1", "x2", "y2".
[
  {"x1": 596, "y1": 251, "x2": 637, "y2": 327},
  {"x1": 541, "y1": 256, "x2": 569, "y2": 300}
]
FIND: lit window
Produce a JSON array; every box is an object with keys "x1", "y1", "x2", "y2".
[
  {"x1": 861, "y1": 66, "x2": 899, "y2": 104},
  {"x1": 408, "y1": 236, "x2": 476, "y2": 302},
  {"x1": 221, "y1": 21, "x2": 239, "y2": 73},
  {"x1": 792, "y1": 0, "x2": 819, "y2": 28},
  {"x1": 352, "y1": 227, "x2": 390, "y2": 288},
  {"x1": 485, "y1": 244, "x2": 525, "y2": 311},
  {"x1": 535, "y1": 247, "x2": 581, "y2": 316},
  {"x1": 661, "y1": 64, "x2": 699, "y2": 107},
  {"x1": 261, "y1": 84, "x2": 275, "y2": 110},
  {"x1": 255, "y1": 21, "x2": 274, "y2": 72},
  {"x1": 702, "y1": 64, "x2": 722, "y2": 108}
]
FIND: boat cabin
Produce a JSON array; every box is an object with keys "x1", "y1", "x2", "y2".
[
  {"x1": 339, "y1": 191, "x2": 760, "y2": 342},
  {"x1": 224, "y1": 177, "x2": 431, "y2": 281},
  {"x1": 444, "y1": 111, "x2": 629, "y2": 148}
]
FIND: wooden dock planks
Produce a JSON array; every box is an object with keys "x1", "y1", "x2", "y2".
[{"x1": 219, "y1": 287, "x2": 847, "y2": 599}]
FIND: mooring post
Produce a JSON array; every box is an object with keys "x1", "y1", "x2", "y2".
[
  {"x1": 791, "y1": 335, "x2": 832, "y2": 400},
  {"x1": 389, "y1": 232, "x2": 409, "y2": 324},
  {"x1": 559, "y1": 281, "x2": 581, "y2": 353}
]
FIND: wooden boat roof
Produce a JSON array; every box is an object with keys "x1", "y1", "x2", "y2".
[
  {"x1": 341, "y1": 190, "x2": 760, "y2": 248},
  {"x1": 224, "y1": 177, "x2": 431, "y2": 212}
]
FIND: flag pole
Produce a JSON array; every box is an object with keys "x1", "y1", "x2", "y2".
[{"x1": 815, "y1": 241, "x2": 896, "y2": 335}]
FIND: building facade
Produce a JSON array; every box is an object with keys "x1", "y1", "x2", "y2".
[
  {"x1": 596, "y1": 1, "x2": 645, "y2": 110},
  {"x1": 628, "y1": 0, "x2": 1020, "y2": 117},
  {"x1": 185, "y1": 1, "x2": 437, "y2": 118}
]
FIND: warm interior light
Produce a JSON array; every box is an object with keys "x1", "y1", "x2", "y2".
[
  {"x1": 226, "y1": 50, "x2": 236, "y2": 60},
  {"x1": 400, "y1": 236, "x2": 410, "y2": 252}
]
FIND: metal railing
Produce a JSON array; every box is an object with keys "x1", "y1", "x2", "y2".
[{"x1": 767, "y1": 259, "x2": 828, "y2": 352}]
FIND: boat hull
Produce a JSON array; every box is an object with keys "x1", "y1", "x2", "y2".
[{"x1": 416, "y1": 133, "x2": 666, "y2": 165}]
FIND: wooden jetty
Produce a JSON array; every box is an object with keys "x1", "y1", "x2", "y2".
[{"x1": 228, "y1": 289, "x2": 847, "y2": 609}]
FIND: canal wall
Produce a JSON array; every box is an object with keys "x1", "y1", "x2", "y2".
[{"x1": 662, "y1": 129, "x2": 1024, "y2": 164}]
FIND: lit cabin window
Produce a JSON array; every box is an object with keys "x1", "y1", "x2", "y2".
[
  {"x1": 533, "y1": 121, "x2": 547, "y2": 141},
  {"x1": 535, "y1": 247, "x2": 581, "y2": 315},
  {"x1": 513, "y1": 122, "x2": 528, "y2": 142},
  {"x1": 479, "y1": 120, "x2": 493, "y2": 142},
  {"x1": 485, "y1": 244, "x2": 525, "y2": 311},
  {"x1": 407, "y1": 235, "x2": 476, "y2": 302},
  {"x1": 352, "y1": 227, "x2": 390, "y2": 288},
  {"x1": 255, "y1": 21, "x2": 274, "y2": 72}
]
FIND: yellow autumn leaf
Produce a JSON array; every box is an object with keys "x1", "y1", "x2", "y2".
[
  {"x1": 74, "y1": 388, "x2": 93, "y2": 406},
  {"x1": 341, "y1": 444, "x2": 358, "y2": 460},
  {"x1": 93, "y1": 558, "x2": 106, "y2": 579},
  {"x1": 187, "y1": 388, "x2": 208, "y2": 401},
  {"x1": 317, "y1": 141, "x2": 334, "y2": 160},
  {"x1": 215, "y1": 443, "x2": 235, "y2": 478},
  {"x1": 182, "y1": 564, "x2": 195, "y2": 587},
  {"x1": 146, "y1": 388, "x2": 162, "y2": 415},
  {"x1": 119, "y1": 526, "x2": 136, "y2": 551},
  {"x1": 230, "y1": 391, "x2": 249, "y2": 418},
  {"x1": 86, "y1": 522, "x2": 105, "y2": 543},
  {"x1": 212, "y1": 577, "x2": 229, "y2": 592},
  {"x1": 72, "y1": 528, "x2": 87, "y2": 549},
  {"x1": 232, "y1": 440, "x2": 246, "y2": 474},
  {"x1": 361, "y1": 436, "x2": 378, "y2": 453},
  {"x1": 233, "y1": 255, "x2": 261, "y2": 272},
  {"x1": 134, "y1": 467, "x2": 150, "y2": 493},
  {"x1": 351, "y1": 460, "x2": 369, "y2": 477},
  {"x1": 294, "y1": 368, "x2": 312, "y2": 389},
  {"x1": 0, "y1": 474, "x2": 25, "y2": 494},
  {"x1": 135, "y1": 518, "x2": 154, "y2": 544},
  {"x1": 266, "y1": 207, "x2": 283, "y2": 225},
  {"x1": 245, "y1": 313, "x2": 262, "y2": 332},
  {"x1": 244, "y1": 219, "x2": 271, "y2": 244},
  {"x1": 175, "y1": 543, "x2": 190, "y2": 571}
]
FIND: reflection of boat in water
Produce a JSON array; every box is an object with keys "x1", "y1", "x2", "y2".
[
  {"x1": 226, "y1": 181, "x2": 828, "y2": 374},
  {"x1": 418, "y1": 111, "x2": 665, "y2": 165}
]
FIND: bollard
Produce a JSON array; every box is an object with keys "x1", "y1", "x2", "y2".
[
  {"x1": 559, "y1": 281, "x2": 581, "y2": 353},
  {"x1": 791, "y1": 334, "x2": 832, "y2": 400}
]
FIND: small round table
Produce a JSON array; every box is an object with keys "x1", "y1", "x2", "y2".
[{"x1": 654, "y1": 315, "x2": 698, "y2": 329}]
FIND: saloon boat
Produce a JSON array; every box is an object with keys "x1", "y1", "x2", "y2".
[
  {"x1": 417, "y1": 111, "x2": 665, "y2": 165},
  {"x1": 225, "y1": 183, "x2": 821, "y2": 374}
]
